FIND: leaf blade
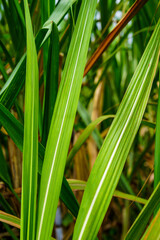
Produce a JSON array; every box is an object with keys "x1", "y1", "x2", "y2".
[
  {"x1": 0, "y1": 103, "x2": 79, "y2": 217},
  {"x1": 36, "y1": 0, "x2": 97, "y2": 238},
  {"x1": 73, "y1": 19, "x2": 160, "y2": 240},
  {"x1": 20, "y1": 0, "x2": 39, "y2": 238}
]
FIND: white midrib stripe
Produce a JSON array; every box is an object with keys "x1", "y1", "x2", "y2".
[
  {"x1": 37, "y1": 2, "x2": 89, "y2": 239},
  {"x1": 78, "y1": 57, "x2": 153, "y2": 240}
]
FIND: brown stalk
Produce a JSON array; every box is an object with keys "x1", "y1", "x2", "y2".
[
  {"x1": 88, "y1": 68, "x2": 104, "y2": 170},
  {"x1": 73, "y1": 133, "x2": 89, "y2": 203},
  {"x1": 84, "y1": 0, "x2": 149, "y2": 76}
]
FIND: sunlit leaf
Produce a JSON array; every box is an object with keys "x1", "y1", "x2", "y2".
[
  {"x1": 20, "y1": 0, "x2": 39, "y2": 238},
  {"x1": 36, "y1": 0, "x2": 97, "y2": 239},
  {"x1": 73, "y1": 18, "x2": 160, "y2": 240}
]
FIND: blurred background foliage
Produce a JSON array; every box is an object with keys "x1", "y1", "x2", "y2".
[{"x1": 0, "y1": 0, "x2": 160, "y2": 239}]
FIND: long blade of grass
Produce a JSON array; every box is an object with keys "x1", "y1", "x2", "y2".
[
  {"x1": 73, "y1": 19, "x2": 160, "y2": 240},
  {"x1": 0, "y1": 103, "x2": 79, "y2": 217},
  {"x1": 125, "y1": 183, "x2": 160, "y2": 240},
  {"x1": 67, "y1": 179, "x2": 147, "y2": 205},
  {"x1": 40, "y1": 0, "x2": 55, "y2": 87},
  {"x1": 42, "y1": 23, "x2": 59, "y2": 146},
  {"x1": 36, "y1": 0, "x2": 97, "y2": 239},
  {"x1": 77, "y1": 100, "x2": 142, "y2": 211},
  {"x1": 20, "y1": 0, "x2": 39, "y2": 239}
]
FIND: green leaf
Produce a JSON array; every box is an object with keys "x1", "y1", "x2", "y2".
[
  {"x1": 77, "y1": 101, "x2": 142, "y2": 211},
  {"x1": 20, "y1": 0, "x2": 39, "y2": 239},
  {"x1": 36, "y1": 0, "x2": 97, "y2": 239},
  {"x1": 0, "y1": 58, "x2": 8, "y2": 82},
  {"x1": 12, "y1": 0, "x2": 25, "y2": 28},
  {"x1": 142, "y1": 120, "x2": 156, "y2": 129},
  {"x1": 73, "y1": 19, "x2": 160, "y2": 240},
  {"x1": 113, "y1": 190, "x2": 147, "y2": 205},
  {"x1": 0, "y1": 103, "x2": 24, "y2": 150},
  {"x1": 77, "y1": 101, "x2": 103, "y2": 149},
  {"x1": 66, "y1": 114, "x2": 114, "y2": 168},
  {"x1": 1, "y1": 0, "x2": 23, "y2": 55},
  {"x1": 141, "y1": 208, "x2": 160, "y2": 240},
  {"x1": 42, "y1": 23, "x2": 59, "y2": 146},
  {"x1": 0, "y1": 103, "x2": 79, "y2": 217},
  {"x1": 67, "y1": 179, "x2": 147, "y2": 205},
  {"x1": 125, "y1": 183, "x2": 160, "y2": 240},
  {"x1": 0, "y1": 210, "x2": 56, "y2": 240},
  {"x1": 0, "y1": 0, "x2": 77, "y2": 111},
  {"x1": 0, "y1": 55, "x2": 26, "y2": 109}
]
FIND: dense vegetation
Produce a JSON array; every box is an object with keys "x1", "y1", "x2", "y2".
[{"x1": 0, "y1": 0, "x2": 160, "y2": 239}]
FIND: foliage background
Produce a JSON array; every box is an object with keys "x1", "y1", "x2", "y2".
[{"x1": 0, "y1": 0, "x2": 160, "y2": 239}]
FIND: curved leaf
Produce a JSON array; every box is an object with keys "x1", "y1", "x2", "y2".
[
  {"x1": 73, "y1": 19, "x2": 160, "y2": 240},
  {"x1": 20, "y1": 0, "x2": 39, "y2": 238},
  {"x1": 0, "y1": 103, "x2": 79, "y2": 217},
  {"x1": 36, "y1": 0, "x2": 97, "y2": 239},
  {"x1": 67, "y1": 179, "x2": 147, "y2": 205}
]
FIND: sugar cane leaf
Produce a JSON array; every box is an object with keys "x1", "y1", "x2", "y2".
[
  {"x1": 20, "y1": 0, "x2": 39, "y2": 238},
  {"x1": 36, "y1": 0, "x2": 97, "y2": 239},
  {"x1": 0, "y1": 0, "x2": 77, "y2": 111},
  {"x1": 125, "y1": 183, "x2": 160, "y2": 240},
  {"x1": 42, "y1": 23, "x2": 59, "y2": 146},
  {"x1": 0, "y1": 103, "x2": 79, "y2": 217},
  {"x1": 73, "y1": 19, "x2": 160, "y2": 240},
  {"x1": 67, "y1": 179, "x2": 147, "y2": 205},
  {"x1": 141, "y1": 208, "x2": 160, "y2": 240}
]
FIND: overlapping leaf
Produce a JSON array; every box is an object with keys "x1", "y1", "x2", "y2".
[
  {"x1": 0, "y1": 0, "x2": 77, "y2": 110},
  {"x1": 0, "y1": 103, "x2": 79, "y2": 217},
  {"x1": 73, "y1": 19, "x2": 160, "y2": 240},
  {"x1": 36, "y1": 0, "x2": 97, "y2": 239},
  {"x1": 68, "y1": 179, "x2": 147, "y2": 205},
  {"x1": 20, "y1": 0, "x2": 39, "y2": 239},
  {"x1": 125, "y1": 183, "x2": 160, "y2": 240}
]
